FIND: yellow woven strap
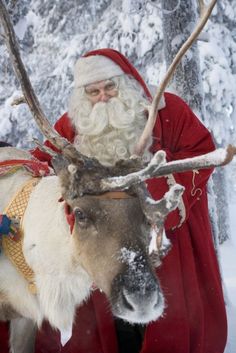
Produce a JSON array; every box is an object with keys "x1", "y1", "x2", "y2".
[{"x1": 2, "y1": 178, "x2": 40, "y2": 294}]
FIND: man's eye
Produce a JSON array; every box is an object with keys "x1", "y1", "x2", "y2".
[
  {"x1": 87, "y1": 90, "x2": 100, "y2": 96},
  {"x1": 105, "y1": 82, "x2": 116, "y2": 91}
]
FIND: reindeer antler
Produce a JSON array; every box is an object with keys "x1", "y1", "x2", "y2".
[
  {"x1": 133, "y1": 182, "x2": 184, "y2": 228},
  {"x1": 134, "y1": 0, "x2": 217, "y2": 156},
  {"x1": 101, "y1": 145, "x2": 236, "y2": 191}
]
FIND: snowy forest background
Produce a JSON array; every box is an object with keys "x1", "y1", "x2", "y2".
[{"x1": 0, "y1": 0, "x2": 236, "y2": 351}]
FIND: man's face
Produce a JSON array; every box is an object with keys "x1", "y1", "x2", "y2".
[
  {"x1": 84, "y1": 79, "x2": 118, "y2": 105},
  {"x1": 69, "y1": 74, "x2": 152, "y2": 166}
]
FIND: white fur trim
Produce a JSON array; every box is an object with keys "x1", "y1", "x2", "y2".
[{"x1": 74, "y1": 55, "x2": 124, "y2": 87}]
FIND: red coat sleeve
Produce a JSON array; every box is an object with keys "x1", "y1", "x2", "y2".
[
  {"x1": 31, "y1": 113, "x2": 75, "y2": 164},
  {"x1": 147, "y1": 93, "x2": 215, "y2": 230}
]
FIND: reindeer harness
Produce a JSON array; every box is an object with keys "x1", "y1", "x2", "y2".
[
  {"x1": 0, "y1": 159, "x2": 51, "y2": 293},
  {"x1": 2, "y1": 177, "x2": 40, "y2": 294}
]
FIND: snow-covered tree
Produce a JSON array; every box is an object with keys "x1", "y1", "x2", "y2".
[
  {"x1": 199, "y1": 0, "x2": 236, "y2": 242},
  {"x1": 160, "y1": 0, "x2": 204, "y2": 116}
]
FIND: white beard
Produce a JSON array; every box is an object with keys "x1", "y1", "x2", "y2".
[{"x1": 69, "y1": 78, "x2": 152, "y2": 166}]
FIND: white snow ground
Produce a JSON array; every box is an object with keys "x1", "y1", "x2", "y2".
[{"x1": 221, "y1": 203, "x2": 236, "y2": 353}]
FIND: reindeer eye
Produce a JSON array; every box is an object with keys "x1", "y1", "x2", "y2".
[{"x1": 74, "y1": 208, "x2": 87, "y2": 223}]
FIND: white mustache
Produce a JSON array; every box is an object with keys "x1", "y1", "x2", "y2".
[{"x1": 77, "y1": 97, "x2": 137, "y2": 136}]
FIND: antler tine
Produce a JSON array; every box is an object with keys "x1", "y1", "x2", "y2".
[
  {"x1": 133, "y1": 183, "x2": 184, "y2": 228},
  {"x1": 155, "y1": 145, "x2": 236, "y2": 174},
  {"x1": 133, "y1": 182, "x2": 184, "y2": 258},
  {"x1": 101, "y1": 145, "x2": 236, "y2": 192},
  {"x1": 134, "y1": 0, "x2": 217, "y2": 156},
  {"x1": 221, "y1": 144, "x2": 236, "y2": 165},
  {"x1": 101, "y1": 150, "x2": 167, "y2": 191}
]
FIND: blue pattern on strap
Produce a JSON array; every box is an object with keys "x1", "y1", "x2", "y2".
[{"x1": 0, "y1": 214, "x2": 12, "y2": 236}]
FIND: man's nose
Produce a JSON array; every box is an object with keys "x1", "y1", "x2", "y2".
[{"x1": 99, "y1": 90, "x2": 110, "y2": 102}]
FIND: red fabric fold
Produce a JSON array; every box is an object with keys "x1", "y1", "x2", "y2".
[{"x1": 0, "y1": 159, "x2": 51, "y2": 177}]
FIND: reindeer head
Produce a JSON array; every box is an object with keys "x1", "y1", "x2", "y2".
[{"x1": 48, "y1": 150, "x2": 184, "y2": 323}]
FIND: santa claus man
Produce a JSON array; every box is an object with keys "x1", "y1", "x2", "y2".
[{"x1": 30, "y1": 48, "x2": 227, "y2": 353}]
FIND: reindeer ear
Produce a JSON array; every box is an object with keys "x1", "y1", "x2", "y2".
[{"x1": 51, "y1": 154, "x2": 70, "y2": 175}]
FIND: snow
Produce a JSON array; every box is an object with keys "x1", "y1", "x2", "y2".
[
  {"x1": 14, "y1": 18, "x2": 28, "y2": 40},
  {"x1": 101, "y1": 153, "x2": 163, "y2": 190},
  {"x1": 221, "y1": 202, "x2": 236, "y2": 353},
  {"x1": 120, "y1": 247, "x2": 137, "y2": 266}
]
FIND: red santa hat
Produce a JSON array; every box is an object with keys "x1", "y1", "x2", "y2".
[{"x1": 74, "y1": 48, "x2": 152, "y2": 100}]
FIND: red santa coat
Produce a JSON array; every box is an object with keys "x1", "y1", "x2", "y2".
[
  {"x1": 32, "y1": 92, "x2": 227, "y2": 353},
  {"x1": 0, "y1": 49, "x2": 227, "y2": 353}
]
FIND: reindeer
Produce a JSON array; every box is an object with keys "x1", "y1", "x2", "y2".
[{"x1": 0, "y1": 0, "x2": 235, "y2": 352}]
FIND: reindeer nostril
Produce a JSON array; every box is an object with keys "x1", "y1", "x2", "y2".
[
  {"x1": 121, "y1": 290, "x2": 135, "y2": 311},
  {"x1": 154, "y1": 293, "x2": 161, "y2": 309}
]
